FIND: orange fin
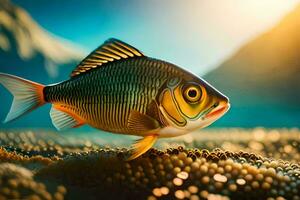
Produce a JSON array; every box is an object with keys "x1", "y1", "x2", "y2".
[
  {"x1": 128, "y1": 135, "x2": 158, "y2": 161},
  {"x1": 127, "y1": 110, "x2": 161, "y2": 134},
  {"x1": 0, "y1": 73, "x2": 45, "y2": 123},
  {"x1": 50, "y1": 104, "x2": 85, "y2": 131}
]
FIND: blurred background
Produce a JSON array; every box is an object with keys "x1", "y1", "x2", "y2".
[{"x1": 0, "y1": 0, "x2": 299, "y2": 130}]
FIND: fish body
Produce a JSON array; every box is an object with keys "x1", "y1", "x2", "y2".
[
  {"x1": 0, "y1": 38, "x2": 230, "y2": 159},
  {"x1": 44, "y1": 57, "x2": 178, "y2": 136}
]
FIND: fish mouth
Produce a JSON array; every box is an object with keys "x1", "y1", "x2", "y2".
[{"x1": 205, "y1": 102, "x2": 230, "y2": 119}]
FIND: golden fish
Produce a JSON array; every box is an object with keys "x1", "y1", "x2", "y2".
[{"x1": 0, "y1": 38, "x2": 230, "y2": 160}]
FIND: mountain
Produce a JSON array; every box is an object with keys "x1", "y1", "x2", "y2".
[
  {"x1": 0, "y1": 0, "x2": 84, "y2": 81},
  {"x1": 0, "y1": 0, "x2": 85, "y2": 128},
  {"x1": 205, "y1": 4, "x2": 300, "y2": 127}
]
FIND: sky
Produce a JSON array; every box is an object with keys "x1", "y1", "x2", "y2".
[{"x1": 11, "y1": 0, "x2": 300, "y2": 75}]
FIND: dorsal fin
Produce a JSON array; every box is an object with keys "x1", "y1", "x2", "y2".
[{"x1": 71, "y1": 38, "x2": 145, "y2": 77}]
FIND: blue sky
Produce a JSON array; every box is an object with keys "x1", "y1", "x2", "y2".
[{"x1": 12, "y1": 0, "x2": 300, "y2": 75}]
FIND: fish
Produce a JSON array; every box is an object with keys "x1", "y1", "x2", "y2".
[{"x1": 0, "y1": 38, "x2": 230, "y2": 160}]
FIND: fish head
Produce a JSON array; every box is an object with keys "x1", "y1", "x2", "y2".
[{"x1": 158, "y1": 75, "x2": 230, "y2": 134}]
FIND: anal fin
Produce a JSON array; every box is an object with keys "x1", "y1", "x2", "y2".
[
  {"x1": 128, "y1": 135, "x2": 158, "y2": 161},
  {"x1": 50, "y1": 104, "x2": 85, "y2": 131}
]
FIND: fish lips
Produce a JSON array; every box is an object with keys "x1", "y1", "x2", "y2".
[{"x1": 205, "y1": 102, "x2": 230, "y2": 119}]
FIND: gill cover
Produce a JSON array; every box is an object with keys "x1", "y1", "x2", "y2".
[
  {"x1": 160, "y1": 88, "x2": 187, "y2": 127},
  {"x1": 159, "y1": 77, "x2": 211, "y2": 127},
  {"x1": 159, "y1": 78, "x2": 185, "y2": 127}
]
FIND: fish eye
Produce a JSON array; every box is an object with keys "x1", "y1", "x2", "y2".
[
  {"x1": 183, "y1": 84, "x2": 202, "y2": 103},
  {"x1": 188, "y1": 89, "x2": 197, "y2": 98}
]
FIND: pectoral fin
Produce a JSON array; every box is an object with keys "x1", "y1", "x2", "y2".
[
  {"x1": 128, "y1": 135, "x2": 158, "y2": 161},
  {"x1": 127, "y1": 110, "x2": 161, "y2": 134}
]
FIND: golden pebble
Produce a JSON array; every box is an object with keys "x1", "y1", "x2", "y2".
[
  {"x1": 184, "y1": 190, "x2": 191, "y2": 198},
  {"x1": 251, "y1": 181, "x2": 260, "y2": 189},
  {"x1": 245, "y1": 174, "x2": 253, "y2": 181},
  {"x1": 236, "y1": 178, "x2": 246, "y2": 185},
  {"x1": 185, "y1": 157, "x2": 193, "y2": 165},
  {"x1": 215, "y1": 182, "x2": 223, "y2": 189},
  {"x1": 176, "y1": 160, "x2": 184, "y2": 168},
  {"x1": 207, "y1": 194, "x2": 230, "y2": 200},
  {"x1": 213, "y1": 174, "x2": 227, "y2": 183},
  {"x1": 265, "y1": 176, "x2": 273, "y2": 184},
  {"x1": 43, "y1": 192, "x2": 52, "y2": 200},
  {"x1": 175, "y1": 190, "x2": 185, "y2": 199},
  {"x1": 178, "y1": 152, "x2": 187, "y2": 160},
  {"x1": 231, "y1": 169, "x2": 239, "y2": 176},
  {"x1": 7, "y1": 179, "x2": 18, "y2": 188},
  {"x1": 225, "y1": 159, "x2": 234, "y2": 165},
  {"x1": 160, "y1": 187, "x2": 169, "y2": 195},
  {"x1": 57, "y1": 185, "x2": 67, "y2": 194},
  {"x1": 188, "y1": 185, "x2": 198, "y2": 194},
  {"x1": 152, "y1": 188, "x2": 162, "y2": 197},
  {"x1": 173, "y1": 178, "x2": 183, "y2": 186},
  {"x1": 241, "y1": 169, "x2": 248, "y2": 175},
  {"x1": 270, "y1": 161, "x2": 278, "y2": 168},
  {"x1": 200, "y1": 190, "x2": 209, "y2": 198},
  {"x1": 190, "y1": 194, "x2": 200, "y2": 200},
  {"x1": 147, "y1": 195, "x2": 156, "y2": 200},
  {"x1": 283, "y1": 175, "x2": 291, "y2": 182},
  {"x1": 27, "y1": 194, "x2": 41, "y2": 200},
  {"x1": 228, "y1": 184, "x2": 237, "y2": 192},
  {"x1": 184, "y1": 166, "x2": 191, "y2": 173},
  {"x1": 233, "y1": 163, "x2": 242, "y2": 170},
  {"x1": 217, "y1": 167, "x2": 225, "y2": 174},
  {"x1": 200, "y1": 165, "x2": 208, "y2": 173},
  {"x1": 262, "y1": 182, "x2": 271, "y2": 190},
  {"x1": 201, "y1": 176, "x2": 210, "y2": 184},
  {"x1": 210, "y1": 163, "x2": 218, "y2": 170},
  {"x1": 208, "y1": 168, "x2": 216, "y2": 176},
  {"x1": 177, "y1": 171, "x2": 189, "y2": 180},
  {"x1": 248, "y1": 166, "x2": 258, "y2": 174},
  {"x1": 135, "y1": 171, "x2": 142, "y2": 178},
  {"x1": 260, "y1": 167, "x2": 267, "y2": 174},
  {"x1": 218, "y1": 160, "x2": 226, "y2": 166},
  {"x1": 266, "y1": 168, "x2": 277, "y2": 177},
  {"x1": 255, "y1": 174, "x2": 264, "y2": 181},
  {"x1": 276, "y1": 196, "x2": 286, "y2": 200},
  {"x1": 225, "y1": 165, "x2": 232, "y2": 172},
  {"x1": 191, "y1": 162, "x2": 200, "y2": 171},
  {"x1": 173, "y1": 167, "x2": 181, "y2": 175}
]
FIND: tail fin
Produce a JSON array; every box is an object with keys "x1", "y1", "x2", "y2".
[{"x1": 0, "y1": 73, "x2": 46, "y2": 123}]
